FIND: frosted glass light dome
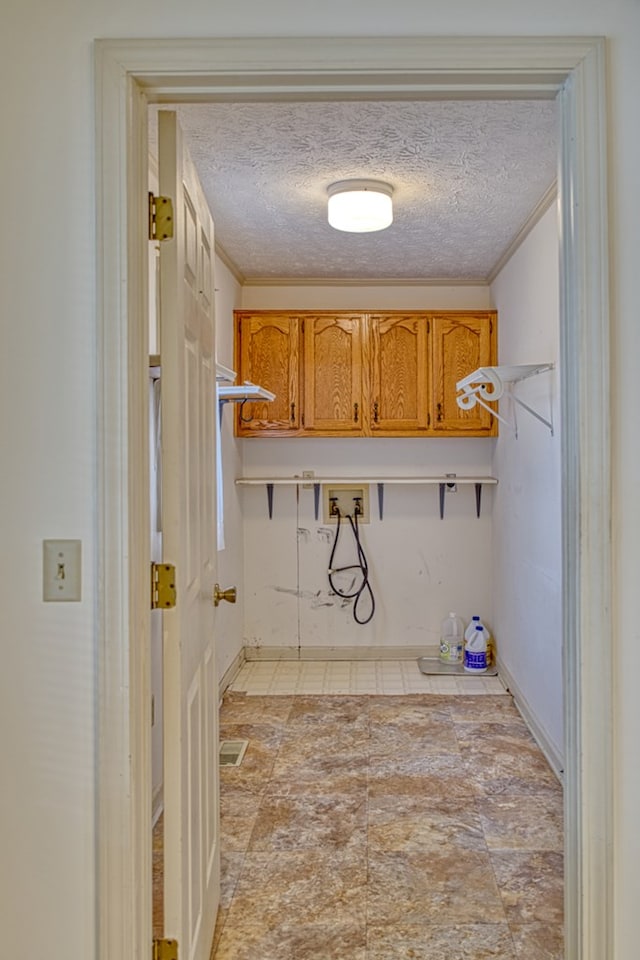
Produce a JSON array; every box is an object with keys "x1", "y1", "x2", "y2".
[{"x1": 327, "y1": 179, "x2": 393, "y2": 233}]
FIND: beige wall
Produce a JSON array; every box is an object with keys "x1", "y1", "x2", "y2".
[
  {"x1": 2, "y1": 3, "x2": 639, "y2": 958},
  {"x1": 491, "y1": 204, "x2": 563, "y2": 768}
]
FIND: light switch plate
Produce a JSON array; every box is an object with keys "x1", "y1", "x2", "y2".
[{"x1": 43, "y1": 539, "x2": 82, "y2": 601}]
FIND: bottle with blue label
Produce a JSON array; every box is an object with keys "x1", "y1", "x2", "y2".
[{"x1": 464, "y1": 624, "x2": 488, "y2": 673}]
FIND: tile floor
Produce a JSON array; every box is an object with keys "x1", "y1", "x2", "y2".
[
  {"x1": 229, "y1": 658, "x2": 506, "y2": 696},
  {"x1": 208, "y1": 680, "x2": 564, "y2": 959},
  {"x1": 153, "y1": 663, "x2": 563, "y2": 959}
]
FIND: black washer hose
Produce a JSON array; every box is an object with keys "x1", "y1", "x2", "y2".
[{"x1": 327, "y1": 506, "x2": 375, "y2": 625}]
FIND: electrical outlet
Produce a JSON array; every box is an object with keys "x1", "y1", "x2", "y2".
[
  {"x1": 43, "y1": 539, "x2": 82, "y2": 601},
  {"x1": 302, "y1": 470, "x2": 315, "y2": 490}
]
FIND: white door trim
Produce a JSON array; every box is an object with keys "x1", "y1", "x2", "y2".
[{"x1": 95, "y1": 36, "x2": 611, "y2": 960}]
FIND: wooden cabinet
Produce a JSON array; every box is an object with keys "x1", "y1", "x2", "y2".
[
  {"x1": 369, "y1": 313, "x2": 430, "y2": 434},
  {"x1": 303, "y1": 314, "x2": 365, "y2": 434},
  {"x1": 234, "y1": 312, "x2": 300, "y2": 436},
  {"x1": 234, "y1": 309, "x2": 497, "y2": 437},
  {"x1": 430, "y1": 312, "x2": 496, "y2": 434}
]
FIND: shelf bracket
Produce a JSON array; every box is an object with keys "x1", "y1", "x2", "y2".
[
  {"x1": 314, "y1": 483, "x2": 321, "y2": 521},
  {"x1": 266, "y1": 483, "x2": 274, "y2": 519},
  {"x1": 456, "y1": 363, "x2": 554, "y2": 438},
  {"x1": 377, "y1": 483, "x2": 384, "y2": 520}
]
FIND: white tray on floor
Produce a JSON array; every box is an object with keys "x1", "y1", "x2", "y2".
[{"x1": 417, "y1": 657, "x2": 498, "y2": 677}]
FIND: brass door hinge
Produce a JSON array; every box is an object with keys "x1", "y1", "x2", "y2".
[
  {"x1": 151, "y1": 563, "x2": 177, "y2": 609},
  {"x1": 149, "y1": 192, "x2": 174, "y2": 241},
  {"x1": 153, "y1": 938, "x2": 178, "y2": 960}
]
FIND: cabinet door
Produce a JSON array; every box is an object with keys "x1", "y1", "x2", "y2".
[
  {"x1": 430, "y1": 313, "x2": 497, "y2": 434},
  {"x1": 234, "y1": 312, "x2": 300, "y2": 435},
  {"x1": 369, "y1": 313, "x2": 430, "y2": 434},
  {"x1": 302, "y1": 314, "x2": 365, "y2": 434}
]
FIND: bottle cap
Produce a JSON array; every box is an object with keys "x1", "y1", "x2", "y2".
[{"x1": 476, "y1": 624, "x2": 483, "y2": 630}]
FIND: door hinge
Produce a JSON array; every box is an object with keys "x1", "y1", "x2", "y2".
[
  {"x1": 153, "y1": 938, "x2": 178, "y2": 960},
  {"x1": 148, "y1": 192, "x2": 174, "y2": 241},
  {"x1": 151, "y1": 562, "x2": 177, "y2": 610}
]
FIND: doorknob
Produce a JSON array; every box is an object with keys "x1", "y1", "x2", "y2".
[{"x1": 213, "y1": 583, "x2": 237, "y2": 607}]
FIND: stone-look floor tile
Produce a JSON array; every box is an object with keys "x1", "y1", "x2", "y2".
[
  {"x1": 478, "y1": 794, "x2": 564, "y2": 850},
  {"x1": 287, "y1": 695, "x2": 369, "y2": 725},
  {"x1": 152, "y1": 849, "x2": 163, "y2": 939},
  {"x1": 218, "y1": 721, "x2": 284, "y2": 752},
  {"x1": 366, "y1": 922, "x2": 517, "y2": 959},
  {"x1": 227, "y1": 849, "x2": 367, "y2": 926},
  {"x1": 220, "y1": 852, "x2": 245, "y2": 910},
  {"x1": 209, "y1": 909, "x2": 227, "y2": 958},
  {"x1": 510, "y1": 921, "x2": 565, "y2": 959},
  {"x1": 218, "y1": 722, "x2": 283, "y2": 794},
  {"x1": 220, "y1": 693, "x2": 293, "y2": 725},
  {"x1": 276, "y1": 720, "x2": 370, "y2": 764},
  {"x1": 248, "y1": 793, "x2": 367, "y2": 850},
  {"x1": 212, "y1": 919, "x2": 366, "y2": 960},
  {"x1": 367, "y1": 850, "x2": 506, "y2": 924},
  {"x1": 368, "y1": 794, "x2": 486, "y2": 854},
  {"x1": 368, "y1": 754, "x2": 476, "y2": 801},
  {"x1": 447, "y1": 695, "x2": 521, "y2": 722},
  {"x1": 491, "y1": 851, "x2": 564, "y2": 924},
  {"x1": 266, "y1": 752, "x2": 369, "y2": 798},
  {"x1": 367, "y1": 696, "x2": 453, "y2": 725},
  {"x1": 456, "y1": 723, "x2": 561, "y2": 797},
  {"x1": 368, "y1": 719, "x2": 460, "y2": 761},
  {"x1": 219, "y1": 790, "x2": 262, "y2": 852}
]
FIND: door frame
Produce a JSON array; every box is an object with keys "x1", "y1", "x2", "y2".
[{"x1": 95, "y1": 36, "x2": 611, "y2": 960}]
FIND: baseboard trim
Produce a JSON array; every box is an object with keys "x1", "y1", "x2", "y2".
[
  {"x1": 497, "y1": 658, "x2": 564, "y2": 783},
  {"x1": 243, "y1": 644, "x2": 440, "y2": 662},
  {"x1": 219, "y1": 647, "x2": 247, "y2": 698}
]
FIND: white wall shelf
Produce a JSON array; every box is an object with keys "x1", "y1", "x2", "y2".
[
  {"x1": 235, "y1": 474, "x2": 498, "y2": 520},
  {"x1": 216, "y1": 380, "x2": 276, "y2": 425},
  {"x1": 456, "y1": 363, "x2": 554, "y2": 437}
]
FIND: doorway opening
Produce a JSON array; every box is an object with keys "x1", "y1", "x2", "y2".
[{"x1": 96, "y1": 36, "x2": 611, "y2": 960}]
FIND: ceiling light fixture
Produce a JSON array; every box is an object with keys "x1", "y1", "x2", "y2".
[{"x1": 327, "y1": 179, "x2": 394, "y2": 233}]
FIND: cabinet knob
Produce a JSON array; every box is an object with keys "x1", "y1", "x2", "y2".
[
  {"x1": 373, "y1": 401, "x2": 379, "y2": 423},
  {"x1": 354, "y1": 402, "x2": 359, "y2": 423},
  {"x1": 290, "y1": 402, "x2": 296, "y2": 422},
  {"x1": 437, "y1": 403, "x2": 443, "y2": 421}
]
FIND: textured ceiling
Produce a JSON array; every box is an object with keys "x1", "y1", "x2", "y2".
[{"x1": 153, "y1": 99, "x2": 558, "y2": 282}]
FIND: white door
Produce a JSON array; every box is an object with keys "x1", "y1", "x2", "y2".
[{"x1": 158, "y1": 109, "x2": 220, "y2": 960}]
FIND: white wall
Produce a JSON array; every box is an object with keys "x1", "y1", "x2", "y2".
[
  {"x1": 490, "y1": 205, "x2": 563, "y2": 765},
  {"x1": 214, "y1": 256, "x2": 245, "y2": 681},
  {"x1": 2, "y1": 3, "x2": 640, "y2": 959}
]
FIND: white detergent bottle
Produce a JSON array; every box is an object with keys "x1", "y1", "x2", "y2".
[
  {"x1": 464, "y1": 616, "x2": 481, "y2": 644},
  {"x1": 464, "y1": 624, "x2": 488, "y2": 673},
  {"x1": 439, "y1": 612, "x2": 464, "y2": 663}
]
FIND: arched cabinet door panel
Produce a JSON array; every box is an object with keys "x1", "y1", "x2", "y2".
[
  {"x1": 369, "y1": 312, "x2": 430, "y2": 434},
  {"x1": 302, "y1": 313, "x2": 365, "y2": 434},
  {"x1": 234, "y1": 312, "x2": 301, "y2": 435},
  {"x1": 430, "y1": 312, "x2": 497, "y2": 435}
]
